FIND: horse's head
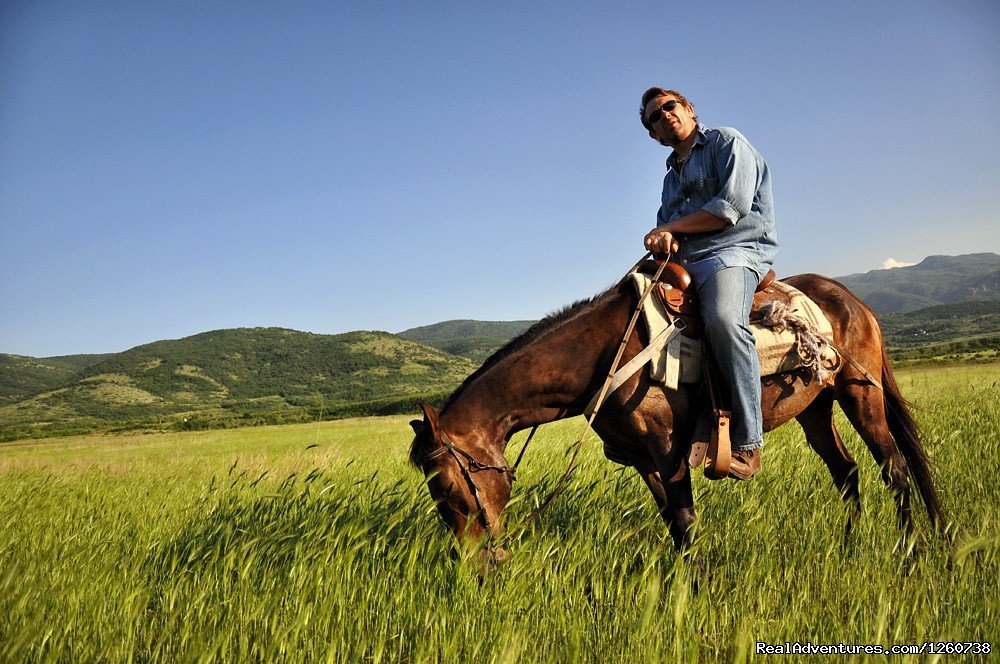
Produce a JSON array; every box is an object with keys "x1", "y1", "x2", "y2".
[{"x1": 409, "y1": 403, "x2": 512, "y2": 565}]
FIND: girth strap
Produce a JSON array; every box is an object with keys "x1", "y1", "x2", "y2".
[{"x1": 826, "y1": 340, "x2": 883, "y2": 391}]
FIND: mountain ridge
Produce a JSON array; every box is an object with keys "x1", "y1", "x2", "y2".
[
  {"x1": 0, "y1": 353, "x2": 116, "y2": 404},
  {"x1": 398, "y1": 319, "x2": 535, "y2": 363},
  {"x1": 831, "y1": 252, "x2": 1000, "y2": 314}
]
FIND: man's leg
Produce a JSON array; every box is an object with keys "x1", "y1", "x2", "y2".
[{"x1": 698, "y1": 266, "x2": 763, "y2": 477}]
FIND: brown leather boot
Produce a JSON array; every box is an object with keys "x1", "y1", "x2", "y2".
[{"x1": 728, "y1": 447, "x2": 761, "y2": 481}]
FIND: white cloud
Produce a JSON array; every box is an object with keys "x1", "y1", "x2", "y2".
[{"x1": 882, "y1": 258, "x2": 916, "y2": 269}]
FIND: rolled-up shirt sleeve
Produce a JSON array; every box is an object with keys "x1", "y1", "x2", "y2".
[
  {"x1": 701, "y1": 134, "x2": 760, "y2": 225},
  {"x1": 656, "y1": 203, "x2": 669, "y2": 226}
]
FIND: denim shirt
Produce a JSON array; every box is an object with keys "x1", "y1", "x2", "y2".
[{"x1": 657, "y1": 125, "x2": 778, "y2": 288}]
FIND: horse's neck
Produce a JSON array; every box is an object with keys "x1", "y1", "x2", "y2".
[{"x1": 440, "y1": 289, "x2": 631, "y2": 444}]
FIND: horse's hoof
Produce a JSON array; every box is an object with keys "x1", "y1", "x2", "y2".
[{"x1": 476, "y1": 547, "x2": 510, "y2": 577}]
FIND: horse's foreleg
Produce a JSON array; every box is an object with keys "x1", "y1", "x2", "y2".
[
  {"x1": 637, "y1": 466, "x2": 670, "y2": 525},
  {"x1": 795, "y1": 388, "x2": 861, "y2": 544},
  {"x1": 611, "y1": 384, "x2": 697, "y2": 551},
  {"x1": 640, "y1": 447, "x2": 696, "y2": 551},
  {"x1": 662, "y1": 457, "x2": 696, "y2": 552}
]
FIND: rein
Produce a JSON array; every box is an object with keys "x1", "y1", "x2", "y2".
[
  {"x1": 515, "y1": 252, "x2": 667, "y2": 533},
  {"x1": 437, "y1": 253, "x2": 667, "y2": 545}
]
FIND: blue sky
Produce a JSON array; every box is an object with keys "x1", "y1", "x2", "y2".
[{"x1": 2, "y1": 1, "x2": 998, "y2": 357}]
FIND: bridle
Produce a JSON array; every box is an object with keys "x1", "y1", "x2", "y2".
[{"x1": 434, "y1": 428, "x2": 537, "y2": 535}]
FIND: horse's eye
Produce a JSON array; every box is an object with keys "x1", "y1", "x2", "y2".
[{"x1": 429, "y1": 475, "x2": 455, "y2": 500}]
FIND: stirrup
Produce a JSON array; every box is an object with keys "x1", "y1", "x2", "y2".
[{"x1": 704, "y1": 410, "x2": 732, "y2": 480}]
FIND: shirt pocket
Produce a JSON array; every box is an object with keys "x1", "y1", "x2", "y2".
[{"x1": 681, "y1": 176, "x2": 719, "y2": 208}]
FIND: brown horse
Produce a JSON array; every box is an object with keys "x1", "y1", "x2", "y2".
[{"x1": 408, "y1": 270, "x2": 941, "y2": 560}]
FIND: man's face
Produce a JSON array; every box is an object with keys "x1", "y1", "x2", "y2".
[{"x1": 645, "y1": 94, "x2": 697, "y2": 146}]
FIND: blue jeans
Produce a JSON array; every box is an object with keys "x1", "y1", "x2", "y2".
[{"x1": 698, "y1": 266, "x2": 763, "y2": 451}]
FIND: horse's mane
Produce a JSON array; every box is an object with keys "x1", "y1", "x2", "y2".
[{"x1": 438, "y1": 282, "x2": 624, "y2": 415}]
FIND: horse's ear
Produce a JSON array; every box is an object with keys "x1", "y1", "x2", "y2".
[
  {"x1": 412, "y1": 403, "x2": 442, "y2": 459},
  {"x1": 419, "y1": 402, "x2": 440, "y2": 435}
]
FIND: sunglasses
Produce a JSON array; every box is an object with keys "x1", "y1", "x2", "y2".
[{"x1": 647, "y1": 100, "x2": 681, "y2": 125}]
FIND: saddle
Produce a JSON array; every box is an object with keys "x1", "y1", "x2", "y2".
[
  {"x1": 635, "y1": 259, "x2": 783, "y2": 480},
  {"x1": 636, "y1": 259, "x2": 783, "y2": 338}
]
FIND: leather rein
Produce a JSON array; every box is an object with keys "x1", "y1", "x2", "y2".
[{"x1": 437, "y1": 253, "x2": 664, "y2": 542}]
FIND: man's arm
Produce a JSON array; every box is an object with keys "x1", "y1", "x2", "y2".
[
  {"x1": 644, "y1": 210, "x2": 728, "y2": 254},
  {"x1": 702, "y1": 132, "x2": 761, "y2": 224},
  {"x1": 645, "y1": 133, "x2": 760, "y2": 255}
]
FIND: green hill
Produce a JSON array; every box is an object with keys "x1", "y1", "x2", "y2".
[
  {"x1": 0, "y1": 328, "x2": 476, "y2": 441},
  {"x1": 0, "y1": 353, "x2": 115, "y2": 404},
  {"x1": 398, "y1": 319, "x2": 535, "y2": 363},
  {"x1": 834, "y1": 252, "x2": 1000, "y2": 314},
  {"x1": 878, "y1": 300, "x2": 1000, "y2": 363},
  {"x1": 879, "y1": 300, "x2": 1000, "y2": 348}
]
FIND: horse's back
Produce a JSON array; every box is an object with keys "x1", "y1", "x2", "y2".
[{"x1": 781, "y1": 273, "x2": 885, "y2": 372}]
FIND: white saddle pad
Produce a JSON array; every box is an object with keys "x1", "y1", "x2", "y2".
[{"x1": 629, "y1": 273, "x2": 839, "y2": 390}]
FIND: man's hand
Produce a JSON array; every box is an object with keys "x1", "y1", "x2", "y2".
[{"x1": 644, "y1": 228, "x2": 679, "y2": 256}]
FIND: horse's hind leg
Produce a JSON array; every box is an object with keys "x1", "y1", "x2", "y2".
[
  {"x1": 795, "y1": 389, "x2": 861, "y2": 542},
  {"x1": 836, "y1": 383, "x2": 914, "y2": 535}
]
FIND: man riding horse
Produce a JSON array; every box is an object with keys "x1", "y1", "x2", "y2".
[{"x1": 640, "y1": 87, "x2": 779, "y2": 480}]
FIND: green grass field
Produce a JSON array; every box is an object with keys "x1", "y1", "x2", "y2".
[{"x1": 1, "y1": 362, "x2": 998, "y2": 662}]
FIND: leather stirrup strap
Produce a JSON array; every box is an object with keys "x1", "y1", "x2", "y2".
[
  {"x1": 688, "y1": 417, "x2": 709, "y2": 468},
  {"x1": 704, "y1": 410, "x2": 732, "y2": 480},
  {"x1": 700, "y1": 353, "x2": 732, "y2": 480}
]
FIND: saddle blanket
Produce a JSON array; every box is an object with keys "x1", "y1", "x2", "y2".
[{"x1": 630, "y1": 272, "x2": 839, "y2": 390}]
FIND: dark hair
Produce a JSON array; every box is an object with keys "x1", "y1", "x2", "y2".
[{"x1": 639, "y1": 87, "x2": 698, "y2": 131}]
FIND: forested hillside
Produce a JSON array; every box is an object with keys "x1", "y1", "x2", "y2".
[
  {"x1": 0, "y1": 353, "x2": 114, "y2": 404},
  {"x1": 398, "y1": 319, "x2": 535, "y2": 362},
  {"x1": 0, "y1": 328, "x2": 475, "y2": 440}
]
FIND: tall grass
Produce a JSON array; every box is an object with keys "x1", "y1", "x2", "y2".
[{"x1": 1, "y1": 364, "x2": 997, "y2": 662}]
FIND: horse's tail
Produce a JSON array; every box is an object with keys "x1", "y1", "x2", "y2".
[{"x1": 879, "y1": 343, "x2": 943, "y2": 527}]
